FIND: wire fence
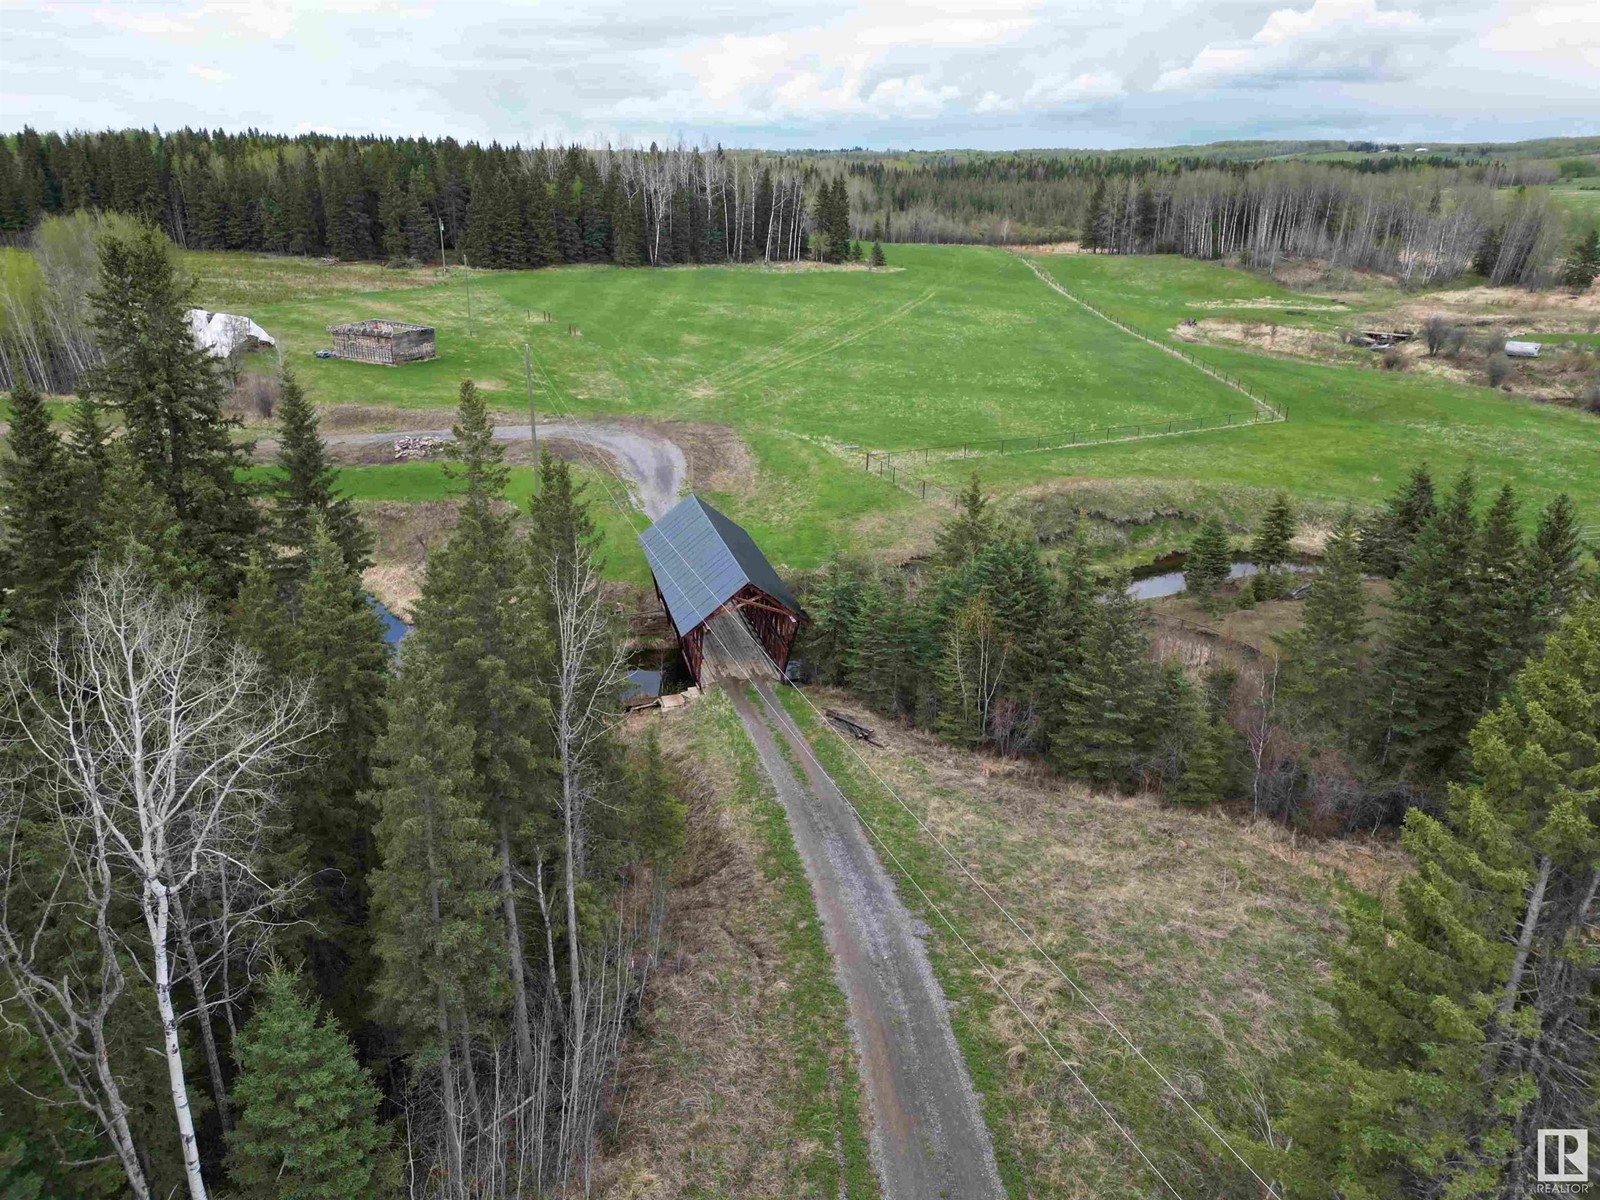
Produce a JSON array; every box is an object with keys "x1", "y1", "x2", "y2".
[{"x1": 859, "y1": 255, "x2": 1290, "y2": 509}]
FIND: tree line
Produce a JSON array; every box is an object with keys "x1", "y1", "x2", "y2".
[
  {"x1": 0, "y1": 128, "x2": 825, "y2": 271},
  {"x1": 840, "y1": 155, "x2": 1574, "y2": 287},
  {"x1": 0, "y1": 220, "x2": 681, "y2": 1197}
]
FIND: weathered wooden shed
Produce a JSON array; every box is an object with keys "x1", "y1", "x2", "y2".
[
  {"x1": 326, "y1": 319, "x2": 436, "y2": 365},
  {"x1": 638, "y1": 495, "x2": 805, "y2": 687}
]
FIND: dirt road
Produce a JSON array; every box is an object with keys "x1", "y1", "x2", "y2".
[
  {"x1": 318, "y1": 422, "x2": 687, "y2": 518},
  {"x1": 727, "y1": 683, "x2": 1006, "y2": 1200}
]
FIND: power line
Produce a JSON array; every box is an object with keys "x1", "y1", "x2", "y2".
[{"x1": 514, "y1": 361, "x2": 1197, "y2": 1197}]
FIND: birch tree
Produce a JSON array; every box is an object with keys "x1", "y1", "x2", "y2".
[{"x1": 0, "y1": 557, "x2": 321, "y2": 1200}]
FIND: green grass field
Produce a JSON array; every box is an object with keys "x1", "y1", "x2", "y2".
[{"x1": 188, "y1": 246, "x2": 1600, "y2": 581}]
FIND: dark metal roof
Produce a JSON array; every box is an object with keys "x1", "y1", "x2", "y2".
[{"x1": 638, "y1": 495, "x2": 801, "y2": 637}]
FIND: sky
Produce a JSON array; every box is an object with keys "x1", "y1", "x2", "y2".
[{"x1": 2, "y1": 0, "x2": 1597, "y2": 150}]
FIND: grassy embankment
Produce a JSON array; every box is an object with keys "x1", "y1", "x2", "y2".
[
  {"x1": 765, "y1": 685, "x2": 1407, "y2": 1199},
  {"x1": 595, "y1": 692, "x2": 877, "y2": 1199}
]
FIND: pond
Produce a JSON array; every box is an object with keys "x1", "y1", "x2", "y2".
[
  {"x1": 368, "y1": 596, "x2": 411, "y2": 646},
  {"x1": 1126, "y1": 558, "x2": 1314, "y2": 601}
]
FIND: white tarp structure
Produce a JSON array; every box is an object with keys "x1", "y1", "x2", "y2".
[
  {"x1": 1504, "y1": 340, "x2": 1542, "y2": 358},
  {"x1": 185, "y1": 308, "x2": 276, "y2": 358}
]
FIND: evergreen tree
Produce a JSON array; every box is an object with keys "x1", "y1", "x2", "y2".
[
  {"x1": 81, "y1": 221, "x2": 259, "y2": 596},
  {"x1": 411, "y1": 381, "x2": 550, "y2": 1078},
  {"x1": 1080, "y1": 178, "x2": 1107, "y2": 251},
  {"x1": 933, "y1": 473, "x2": 996, "y2": 568},
  {"x1": 1277, "y1": 514, "x2": 1369, "y2": 752},
  {"x1": 1279, "y1": 597, "x2": 1600, "y2": 1198},
  {"x1": 1368, "y1": 469, "x2": 1481, "y2": 785},
  {"x1": 804, "y1": 555, "x2": 864, "y2": 686},
  {"x1": 1250, "y1": 491, "x2": 1296, "y2": 599},
  {"x1": 225, "y1": 967, "x2": 387, "y2": 1199},
  {"x1": 1529, "y1": 492, "x2": 1583, "y2": 622},
  {"x1": 1360, "y1": 465, "x2": 1435, "y2": 577},
  {"x1": 1471, "y1": 483, "x2": 1532, "y2": 705},
  {"x1": 869, "y1": 241, "x2": 886, "y2": 268},
  {"x1": 273, "y1": 368, "x2": 370, "y2": 574},
  {"x1": 1162, "y1": 665, "x2": 1225, "y2": 806},
  {"x1": 368, "y1": 650, "x2": 503, "y2": 1178},
  {"x1": 1184, "y1": 516, "x2": 1232, "y2": 605},
  {"x1": 0, "y1": 382, "x2": 90, "y2": 631},
  {"x1": 1556, "y1": 225, "x2": 1599, "y2": 291},
  {"x1": 1049, "y1": 576, "x2": 1161, "y2": 789}
]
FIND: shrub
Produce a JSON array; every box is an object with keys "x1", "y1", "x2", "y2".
[
  {"x1": 1486, "y1": 354, "x2": 1512, "y2": 388},
  {"x1": 228, "y1": 373, "x2": 281, "y2": 421},
  {"x1": 1422, "y1": 313, "x2": 1453, "y2": 355},
  {"x1": 1381, "y1": 345, "x2": 1406, "y2": 371},
  {"x1": 1583, "y1": 382, "x2": 1600, "y2": 414}
]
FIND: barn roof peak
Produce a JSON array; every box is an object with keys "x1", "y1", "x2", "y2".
[{"x1": 638, "y1": 494, "x2": 801, "y2": 637}]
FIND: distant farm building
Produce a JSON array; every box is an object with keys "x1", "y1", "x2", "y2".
[
  {"x1": 186, "y1": 309, "x2": 275, "y2": 358},
  {"x1": 325, "y1": 320, "x2": 436, "y2": 365},
  {"x1": 639, "y1": 495, "x2": 805, "y2": 687},
  {"x1": 1504, "y1": 340, "x2": 1542, "y2": 358}
]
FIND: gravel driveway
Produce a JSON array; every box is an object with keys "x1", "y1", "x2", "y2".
[
  {"x1": 729, "y1": 683, "x2": 1006, "y2": 1200},
  {"x1": 321, "y1": 421, "x2": 687, "y2": 518}
]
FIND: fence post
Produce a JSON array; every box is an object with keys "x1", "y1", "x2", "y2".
[{"x1": 865, "y1": 451, "x2": 871, "y2": 471}]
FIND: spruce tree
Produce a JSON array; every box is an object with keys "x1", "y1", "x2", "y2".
[
  {"x1": 273, "y1": 368, "x2": 370, "y2": 575},
  {"x1": 1049, "y1": 575, "x2": 1161, "y2": 790},
  {"x1": 368, "y1": 649, "x2": 503, "y2": 1175},
  {"x1": 1276, "y1": 514, "x2": 1369, "y2": 752},
  {"x1": 1368, "y1": 468, "x2": 1481, "y2": 785},
  {"x1": 1250, "y1": 491, "x2": 1296, "y2": 599},
  {"x1": 869, "y1": 241, "x2": 886, "y2": 268},
  {"x1": 933, "y1": 473, "x2": 996, "y2": 568},
  {"x1": 1162, "y1": 665, "x2": 1224, "y2": 806},
  {"x1": 410, "y1": 380, "x2": 549, "y2": 1078},
  {"x1": 1529, "y1": 492, "x2": 1582, "y2": 622},
  {"x1": 81, "y1": 221, "x2": 258, "y2": 596},
  {"x1": 0, "y1": 382, "x2": 89, "y2": 631},
  {"x1": 1184, "y1": 516, "x2": 1232, "y2": 605},
  {"x1": 1361, "y1": 465, "x2": 1435, "y2": 577},
  {"x1": 225, "y1": 967, "x2": 386, "y2": 1199},
  {"x1": 1471, "y1": 483, "x2": 1531, "y2": 705},
  {"x1": 1279, "y1": 597, "x2": 1600, "y2": 1198},
  {"x1": 805, "y1": 555, "x2": 864, "y2": 686}
]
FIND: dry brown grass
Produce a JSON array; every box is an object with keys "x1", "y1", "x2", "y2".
[
  {"x1": 592, "y1": 700, "x2": 867, "y2": 1199},
  {"x1": 783, "y1": 689, "x2": 1408, "y2": 1196},
  {"x1": 358, "y1": 499, "x2": 459, "y2": 619}
]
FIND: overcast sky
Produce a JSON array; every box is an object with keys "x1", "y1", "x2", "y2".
[{"x1": 2, "y1": 0, "x2": 1597, "y2": 150}]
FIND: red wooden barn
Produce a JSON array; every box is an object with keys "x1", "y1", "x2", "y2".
[{"x1": 638, "y1": 495, "x2": 805, "y2": 686}]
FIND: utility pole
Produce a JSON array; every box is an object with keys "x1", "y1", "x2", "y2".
[
  {"x1": 524, "y1": 341, "x2": 539, "y2": 496},
  {"x1": 438, "y1": 217, "x2": 447, "y2": 273}
]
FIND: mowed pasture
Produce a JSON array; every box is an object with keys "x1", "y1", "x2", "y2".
[
  {"x1": 186, "y1": 245, "x2": 1600, "y2": 578},
  {"x1": 919, "y1": 253, "x2": 1600, "y2": 522}
]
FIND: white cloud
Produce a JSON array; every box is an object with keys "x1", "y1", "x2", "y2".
[
  {"x1": 1154, "y1": 0, "x2": 1432, "y2": 92},
  {"x1": 1480, "y1": 2, "x2": 1600, "y2": 70},
  {"x1": 5, "y1": 0, "x2": 1596, "y2": 150}
]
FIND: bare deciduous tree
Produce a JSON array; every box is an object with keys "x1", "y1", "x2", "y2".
[{"x1": 0, "y1": 558, "x2": 322, "y2": 1200}]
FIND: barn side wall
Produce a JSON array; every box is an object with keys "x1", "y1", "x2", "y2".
[
  {"x1": 333, "y1": 332, "x2": 395, "y2": 365},
  {"x1": 391, "y1": 329, "x2": 436, "y2": 363}
]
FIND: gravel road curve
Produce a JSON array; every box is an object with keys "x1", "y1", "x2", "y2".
[
  {"x1": 729, "y1": 683, "x2": 1006, "y2": 1200},
  {"x1": 321, "y1": 422, "x2": 687, "y2": 518}
]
